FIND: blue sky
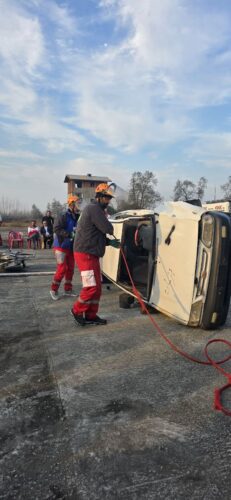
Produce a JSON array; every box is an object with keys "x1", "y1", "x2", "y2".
[{"x1": 0, "y1": 0, "x2": 231, "y2": 210}]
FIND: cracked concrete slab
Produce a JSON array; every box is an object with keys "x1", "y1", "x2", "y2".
[{"x1": 0, "y1": 250, "x2": 231, "y2": 499}]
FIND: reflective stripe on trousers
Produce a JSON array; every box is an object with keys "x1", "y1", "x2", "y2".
[
  {"x1": 51, "y1": 249, "x2": 75, "y2": 292},
  {"x1": 78, "y1": 298, "x2": 99, "y2": 305},
  {"x1": 73, "y1": 252, "x2": 101, "y2": 319}
]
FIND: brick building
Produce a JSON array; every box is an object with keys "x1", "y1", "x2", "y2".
[{"x1": 64, "y1": 174, "x2": 112, "y2": 205}]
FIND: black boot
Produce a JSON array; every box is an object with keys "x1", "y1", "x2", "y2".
[
  {"x1": 70, "y1": 309, "x2": 86, "y2": 326},
  {"x1": 86, "y1": 315, "x2": 107, "y2": 325}
]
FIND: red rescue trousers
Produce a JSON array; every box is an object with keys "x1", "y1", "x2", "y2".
[
  {"x1": 73, "y1": 252, "x2": 101, "y2": 319},
  {"x1": 51, "y1": 249, "x2": 75, "y2": 292}
]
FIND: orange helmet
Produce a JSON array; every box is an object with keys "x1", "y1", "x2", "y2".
[
  {"x1": 68, "y1": 194, "x2": 79, "y2": 205},
  {"x1": 95, "y1": 183, "x2": 115, "y2": 198}
]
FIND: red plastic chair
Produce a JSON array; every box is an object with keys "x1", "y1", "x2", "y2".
[{"x1": 8, "y1": 231, "x2": 24, "y2": 249}]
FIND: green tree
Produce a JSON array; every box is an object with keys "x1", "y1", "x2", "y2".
[
  {"x1": 128, "y1": 171, "x2": 162, "y2": 209},
  {"x1": 221, "y1": 176, "x2": 231, "y2": 198}
]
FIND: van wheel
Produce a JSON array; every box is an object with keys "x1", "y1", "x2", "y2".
[
  {"x1": 119, "y1": 293, "x2": 134, "y2": 309},
  {"x1": 140, "y1": 305, "x2": 159, "y2": 314}
]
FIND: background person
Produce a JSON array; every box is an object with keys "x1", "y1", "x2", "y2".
[
  {"x1": 42, "y1": 210, "x2": 54, "y2": 232},
  {"x1": 50, "y1": 195, "x2": 80, "y2": 300},
  {"x1": 27, "y1": 220, "x2": 41, "y2": 249},
  {"x1": 40, "y1": 221, "x2": 53, "y2": 249},
  {"x1": 71, "y1": 183, "x2": 119, "y2": 326}
]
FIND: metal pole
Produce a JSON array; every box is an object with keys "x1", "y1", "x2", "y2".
[{"x1": 0, "y1": 271, "x2": 54, "y2": 277}]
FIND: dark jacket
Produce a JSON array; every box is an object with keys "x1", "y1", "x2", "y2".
[
  {"x1": 74, "y1": 200, "x2": 113, "y2": 257},
  {"x1": 42, "y1": 215, "x2": 54, "y2": 229},
  {"x1": 40, "y1": 226, "x2": 53, "y2": 237},
  {"x1": 53, "y1": 210, "x2": 79, "y2": 251}
]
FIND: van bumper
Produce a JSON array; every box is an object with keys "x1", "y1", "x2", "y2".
[{"x1": 201, "y1": 213, "x2": 231, "y2": 329}]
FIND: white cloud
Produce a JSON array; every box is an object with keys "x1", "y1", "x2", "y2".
[
  {"x1": 20, "y1": 112, "x2": 87, "y2": 151},
  {"x1": 0, "y1": 149, "x2": 43, "y2": 159},
  {"x1": 63, "y1": 151, "x2": 133, "y2": 193},
  {"x1": 0, "y1": 0, "x2": 231, "y2": 208},
  {"x1": 61, "y1": 0, "x2": 231, "y2": 152},
  {"x1": 0, "y1": 2, "x2": 46, "y2": 79},
  {"x1": 1, "y1": 0, "x2": 231, "y2": 153},
  {"x1": 47, "y1": 2, "x2": 77, "y2": 33},
  {"x1": 187, "y1": 133, "x2": 231, "y2": 169},
  {"x1": 0, "y1": 162, "x2": 67, "y2": 210},
  {"x1": 103, "y1": 0, "x2": 230, "y2": 72},
  {"x1": 0, "y1": 79, "x2": 38, "y2": 114}
]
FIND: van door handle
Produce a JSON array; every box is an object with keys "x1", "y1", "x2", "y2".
[{"x1": 165, "y1": 225, "x2": 175, "y2": 245}]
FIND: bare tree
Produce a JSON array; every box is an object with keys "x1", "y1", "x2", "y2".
[
  {"x1": 31, "y1": 204, "x2": 43, "y2": 220},
  {"x1": 50, "y1": 199, "x2": 65, "y2": 219},
  {"x1": 0, "y1": 196, "x2": 32, "y2": 220},
  {"x1": 173, "y1": 179, "x2": 196, "y2": 201},
  {"x1": 116, "y1": 199, "x2": 136, "y2": 212},
  {"x1": 128, "y1": 171, "x2": 162, "y2": 209},
  {"x1": 197, "y1": 177, "x2": 207, "y2": 200},
  {"x1": 221, "y1": 176, "x2": 231, "y2": 198},
  {"x1": 173, "y1": 177, "x2": 207, "y2": 201}
]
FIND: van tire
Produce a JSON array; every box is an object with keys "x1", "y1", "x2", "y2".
[
  {"x1": 140, "y1": 305, "x2": 159, "y2": 314},
  {"x1": 119, "y1": 293, "x2": 134, "y2": 309}
]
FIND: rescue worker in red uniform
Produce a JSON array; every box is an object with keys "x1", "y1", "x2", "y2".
[
  {"x1": 71, "y1": 183, "x2": 119, "y2": 326},
  {"x1": 50, "y1": 194, "x2": 80, "y2": 300}
]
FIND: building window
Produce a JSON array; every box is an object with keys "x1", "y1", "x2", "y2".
[
  {"x1": 90, "y1": 182, "x2": 94, "y2": 187},
  {"x1": 75, "y1": 181, "x2": 82, "y2": 188}
]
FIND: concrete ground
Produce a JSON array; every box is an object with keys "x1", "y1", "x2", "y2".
[{"x1": 0, "y1": 249, "x2": 231, "y2": 499}]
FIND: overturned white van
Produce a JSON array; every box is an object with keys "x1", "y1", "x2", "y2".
[{"x1": 101, "y1": 201, "x2": 231, "y2": 329}]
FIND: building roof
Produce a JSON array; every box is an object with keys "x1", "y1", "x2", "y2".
[{"x1": 64, "y1": 174, "x2": 111, "y2": 183}]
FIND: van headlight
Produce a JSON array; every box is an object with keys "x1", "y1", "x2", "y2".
[
  {"x1": 201, "y1": 214, "x2": 214, "y2": 248},
  {"x1": 189, "y1": 300, "x2": 203, "y2": 326}
]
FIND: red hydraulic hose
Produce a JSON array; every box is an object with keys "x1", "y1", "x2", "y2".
[{"x1": 119, "y1": 243, "x2": 231, "y2": 416}]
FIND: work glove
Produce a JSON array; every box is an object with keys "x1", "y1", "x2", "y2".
[
  {"x1": 109, "y1": 238, "x2": 120, "y2": 249},
  {"x1": 70, "y1": 229, "x2": 76, "y2": 240}
]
